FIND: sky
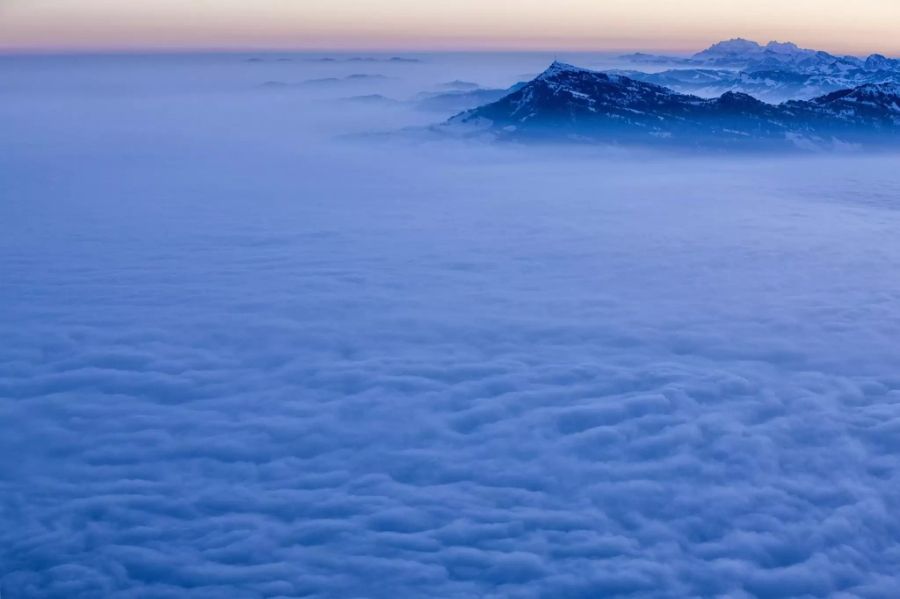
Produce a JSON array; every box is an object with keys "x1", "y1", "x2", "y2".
[{"x1": 1, "y1": 0, "x2": 900, "y2": 55}]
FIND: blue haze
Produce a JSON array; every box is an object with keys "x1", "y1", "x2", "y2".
[{"x1": 1, "y1": 52, "x2": 900, "y2": 598}]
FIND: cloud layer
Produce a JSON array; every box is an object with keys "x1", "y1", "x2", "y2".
[{"x1": 2, "y1": 53, "x2": 900, "y2": 598}]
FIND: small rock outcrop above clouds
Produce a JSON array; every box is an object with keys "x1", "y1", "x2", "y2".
[
  {"x1": 438, "y1": 80, "x2": 482, "y2": 90},
  {"x1": 443, "y1": 62, "x2": 900, "y2": 150},
  {"x1": 300, "y1": 74, "x2": 389, "y2": 87},
  {"x1": 307, "y1": 56, "x2": 421, "y2": 63}
]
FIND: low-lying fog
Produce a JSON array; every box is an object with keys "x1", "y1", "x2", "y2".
[{"x1": 2, "y1": 52, "x2": 900, "y2": 598}]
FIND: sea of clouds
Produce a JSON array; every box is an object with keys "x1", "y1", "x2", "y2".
[{"x1": 2, "y1": 52, "x2": 900, "y2": 598}]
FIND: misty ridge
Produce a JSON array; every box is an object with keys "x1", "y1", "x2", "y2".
[
  {"x1": 2, "y1": 38, "x2": 900, "y2": 599},
  {"x1": 238, "y1": 37, "x2": 900, "y2": 152},
  {"x1": 436, "y1": 61, "x2": 900, "y2": 151},
  {"x1": 406, "y1": 39, "x2": 900, "y2": 152}
]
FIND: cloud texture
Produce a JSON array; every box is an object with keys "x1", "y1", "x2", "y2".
[{"x1": 2, "y1": 53, "x2": 900, "y2": 598}]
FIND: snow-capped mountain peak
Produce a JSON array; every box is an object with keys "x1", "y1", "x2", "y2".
[
  {"x1": 865, "y1": 54, "x2": 900, "y2": 71},
  {"x1": 691, "y1": 38, "x2": 865, "y2": 73},
  {"x1": 529, "y1": 61, "x2": 670, "y2": 98},
  {"x1": 444, "y1": 62, "x2": 900, "y2": 148},
  {"x1": 765, "y1": 41, "x2": 805, "y2": 54},
  {"x1": 697, "y1": 38, "x2": 811, "y2": 59},
  {"x1": 538, "y1": 61, "x2": 588, "y2": 78},
  {"x1": 694, "y1": 38, "x2": 764, "y2": 58},
  {"x1": 618, "y1": 38, "x2": 900, "y2": 103}
]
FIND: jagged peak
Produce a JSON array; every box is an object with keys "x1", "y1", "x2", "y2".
[
  {"x1": 713, "y1": 38, "x2": 760, "y2": 47},
  {"x1": 538, "y1": 61, "x2": 594, "y2": 79},
  {"x1": 765, "y1": 41, "x2": 803, "y2": 53},
  {"x1": 863, "y1": 54, "x2": 899, "y2": 71},
  {"x1": 695, "y1": 38, "x2": 763, "y2": 56},
  {"x1": 695, "y1": 38, "x2": 824, "y2": 59}
]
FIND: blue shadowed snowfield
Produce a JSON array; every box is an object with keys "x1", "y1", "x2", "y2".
[{"x1": 2, "y1": 53, "x2": 900, "y2": 598}]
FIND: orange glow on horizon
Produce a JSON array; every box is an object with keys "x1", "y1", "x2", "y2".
[{"x1": 1, "y1": 1, "x2": 898, "y2": 56}]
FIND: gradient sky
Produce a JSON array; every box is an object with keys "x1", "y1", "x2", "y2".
[{"x1": 2, "y1": 0, "x2": 899, "y2": 55}]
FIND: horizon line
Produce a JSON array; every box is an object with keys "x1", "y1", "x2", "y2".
[
  {"x1": 0, "y1": 46, "x2": 895, "y2": 59},
  {"x1": 0, "y1": 47, "x2": 689, "y2": 56},
  {"x1": 0, "y1": 42, "x2": 894, "y2": 58}
]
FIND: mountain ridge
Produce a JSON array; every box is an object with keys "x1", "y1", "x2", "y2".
[
  {"x1": 443, "y1": 61, "x2": 900, "y2": 150},
  {"x1": 615, "y1": 39, "x2": 900, "y2": 102},
  {"x1": 624, "y1": 38, "x2": 899, "y2": 73}
]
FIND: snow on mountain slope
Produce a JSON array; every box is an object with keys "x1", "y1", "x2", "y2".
[
  {"x1": 615, "y1": 67, "x2": 900, "y2": 103},
  {"x1": 618, "y1": 39, "x2": 900, "y2": 101},
  {"x1": 807, "y1": 83, "x2": 900, "y2": 122},
  {"x1": 445, "y1": 61, "x2": 900, "y2": 148},
  {"x1": 691, "y1": 38, "x2": 862, "y2": 72}
]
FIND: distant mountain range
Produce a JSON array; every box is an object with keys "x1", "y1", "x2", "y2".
[
  {"x1": 623, "y1": 38, "x2": 899, "y2": 73},
  {"x1": 611, "y1": 67, "x2": 900, "y2": 104},
  {"x1": 414, "y1": 39, "x2": 899, "y2": 115},
  {"x1": 617, "y1": 39, "x2": 900, "y2": 102},
  {"x1": 442, "y1": 62, "x2": 900, "y2": 150}
]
